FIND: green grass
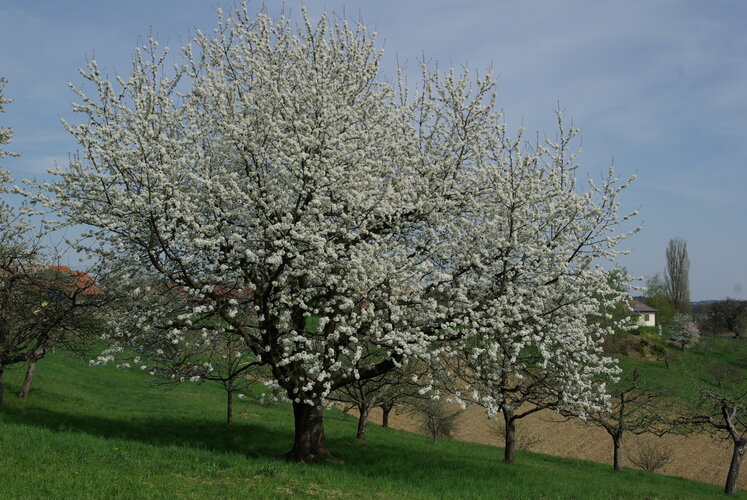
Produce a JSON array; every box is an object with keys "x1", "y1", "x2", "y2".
[
  {"x1": 0, "y1": 351, "x2": 739, "y2": 499},
  {"x1": 617, "y1": 336, "x2": 747, "y2": 403}
]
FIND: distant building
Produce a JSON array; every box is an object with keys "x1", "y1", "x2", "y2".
[{"x1": 631, "y1": 300, "x2": 657, "y2": 327}]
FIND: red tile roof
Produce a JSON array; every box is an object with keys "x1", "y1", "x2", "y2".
[{"x1": 29, "y1": 265, "x2": 105, "y2": 295}]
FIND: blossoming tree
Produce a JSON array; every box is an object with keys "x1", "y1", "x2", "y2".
[
  {"x1": 432, "y1": 119, "x2": 638, "y2": 462},
  {"x1": 45, "y1": 5, "x2": 636, "y2": 461}
]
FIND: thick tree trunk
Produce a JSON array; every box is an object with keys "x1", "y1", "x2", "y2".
[
  {"x1": 613, "y1": 433, "x2": 623, "y2": 471},
  {"x1": 356, "y1": 405, "x2": 370, "y2": 440},
  {"x1": 381, "y1": 404, "x2": 392, "y2": 428},
  {"x1": 0, "y1": 365, "x2": 4, "y2": 410},
  {"x1": 226, "y1": 389, "x2": 233, "y2": 425},
  {"x1": 725, "y1": 440, "x2": 746, "y2": 495},
  {"x1": 503, "y1": 409, "x2": 516, "y2": 463},
  {"x1": 285, "y1": 402, "x2": 332, "y2": 462},
  {"x1": 19, "y1": 350, "x2": 44, "y2": 400}
]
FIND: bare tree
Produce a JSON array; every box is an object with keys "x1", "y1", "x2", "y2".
[
  {"x1": 16, "y1": 265, "x2": 106, "y2": 399},
  {"x1": 562, "y1": 370, "x2": 669, "y2": 471},
  {"x1": 408, "y1": 399, "x2": 461, "y2": 443},
  {"x1": 688, "y1": 389, "x2": 747, "y2": 495},
  {"x1": 442, "y1": 349, "x2": 567, "y2": 463},
  {"x1": 0, "y1": 258, "x2": 109, "y2": 408},
  {"x1": 328, "y1": 361, "x2": 426, "y2": 440},
  {"x1": 680, "y1": 362, "x2": 747, "y2": 495},
  {"x1": 665, "y1": 238, "x2": 691, "y2": 313},
  {"x1": 95, "y1": 278, "x2": 262, "y2": 425}
]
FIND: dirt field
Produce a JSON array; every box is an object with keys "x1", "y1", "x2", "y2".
[{"x1": 361, "y1": 403, "x2": 743, "y2": 489}]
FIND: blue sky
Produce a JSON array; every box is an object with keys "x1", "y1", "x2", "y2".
[{"x1": 1, "y1": 0, "x2": 745, "y2": 300}]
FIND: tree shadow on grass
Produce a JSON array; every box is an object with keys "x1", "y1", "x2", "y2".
[{"x1": 0, "y1": 404, "x2": 292, "y2": 460}]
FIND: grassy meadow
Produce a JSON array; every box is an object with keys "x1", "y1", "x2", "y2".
[
  {"x1": 616, "y1": 334, "x2": 747, "y2": 404},
  {"x1": 0, "y1": 350, "x2": 741, "y2": 499}
]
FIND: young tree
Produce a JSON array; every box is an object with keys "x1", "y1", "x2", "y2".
[
  {"x1": 408, "y1": 399, "x2": 461, "y2": 443},
  {"x1": 563, "y1": 370, "x2": 669, "y2": 471},
  {"x1": 665, "y1": 238, "x2": 691, "y2": 313},
  {"x1": 94, "y1": 275, "x2": 263, "y2": 425},
  {"x1": 328, "y1": 360, "x2": 426, "y2": 439},
  {"x1": 44, "y1": 6, "x2": 636, "y2": 461}
]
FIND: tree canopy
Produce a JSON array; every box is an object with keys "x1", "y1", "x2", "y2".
[{"x1": 42, "y1": 5, "x2": 638, "y2": 461}]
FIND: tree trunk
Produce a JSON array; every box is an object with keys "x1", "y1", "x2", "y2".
[
  {"x1": 0, "y1": 365, "x2": 4, "y2": 410},
  {"x1": 381, "y1": 403, "x2": 392, "y2": 428},
  {"x1": 503, "y1": 409, "x2": 516, "y2": 463},
  {"x1": 19, "y1": 350, "x2": 45, "y2": 400},
  {"x1": 285, "y1": 401, "x2": 332, "y2": 462},
  {"x1": 613, "y1": 433, "x2": 623, "y2": 471},
  {"x1": 226, "y1": 389, "x2": 233, "y2": 425},
  {"x1": 356, "y1": 405, "x2": 370, "y2": 440},
  {"x1": 725, "y1": 440, "x2": 746, "y2": 495}
]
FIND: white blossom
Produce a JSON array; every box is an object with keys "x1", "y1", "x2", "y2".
[{"x1": 41, "y1": 5, "x2": 636, "y2": 450}]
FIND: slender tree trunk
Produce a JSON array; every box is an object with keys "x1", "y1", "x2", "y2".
[
  {"x1": 285, "y1": 401, "x2": 332, "y2": 462},
  {"x1": 725, "y1": 440, "x2": 746, "y2": 495},
  {"x1": 613, "y1": 433, "x2": 623, "y2": 471},
  {"x1": 0, "y1": 364, "x2": 4, "y2": 410},
  {"x1": 226, "y1": 389, "x2": 234, "y2": 425},
  {"x1": 503, "y1": 409, "x2": 516, "y2": 463},
  {"x1": 381, "y1": 403, "x2": 392, "y2": 428},
  {"x1": 19, "y1": 349, "x2": 45, "y2": 400},
  {"x1": 356, "y1": 404, "x2": 370, "y2": 440}
]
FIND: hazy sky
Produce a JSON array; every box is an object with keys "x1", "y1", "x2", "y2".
[{"x1": 1, "y1": 0, "x2": 745, "y2": 300}]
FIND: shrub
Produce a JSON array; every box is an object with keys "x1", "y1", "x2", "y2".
[
  {"x1": 628, "y1": 441, "x2": 672, "y2": 473},
  {"x1": 411, "y1": 400, "x2": 460, "y2": 443}
]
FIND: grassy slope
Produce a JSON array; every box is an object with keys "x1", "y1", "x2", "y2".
[
  {"x1": 0, "y1": 352, "x2": 739, "y2": 499},
  {"x1": 617, "y1": 337, "x2": 747, "y2": 403}
]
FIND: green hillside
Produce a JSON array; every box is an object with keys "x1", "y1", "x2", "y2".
[{"x1": 0, "y1": 351, "x2": 738, "y2": 499}]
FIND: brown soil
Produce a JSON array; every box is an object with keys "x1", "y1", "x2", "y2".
[{"x1": 360, "y1": 404, "x2": 743, "y2": 489}]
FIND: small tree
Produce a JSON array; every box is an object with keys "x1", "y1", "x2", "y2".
[
  {"x1": 328, "y1": 360, "x2": 425, "y2": 440},
  {"x1": 95, "y1": 278, "x2": 262, "y2": 425},
  {"x1": 442, "y1": 347, "x2": 570, "y2": 463},
  {"x1": 562, "y1": 370, "x2": 669, "y2": 471},
  {"x1": 409, "y1": 399, "x2": 460, "y2": 443},
  {"x1": 671, "y1": 313, "x2": 700, "y2": 350}
]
